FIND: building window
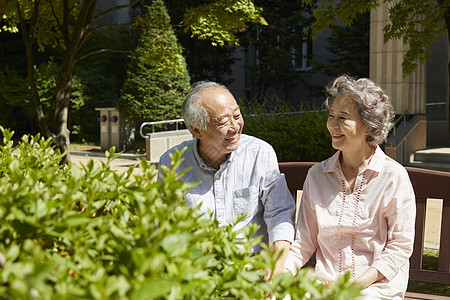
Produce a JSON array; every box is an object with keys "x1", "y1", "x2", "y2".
[
  {"x1": 115, "y1": 0, "x2": 131, "y2": 24},
  {"x1": 292, "y1": 35, "x2": 312, "y2": 71}
]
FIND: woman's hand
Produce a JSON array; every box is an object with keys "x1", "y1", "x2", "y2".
[{"x1": 351, "y1": 267, "x2": 385, "y2": 288}]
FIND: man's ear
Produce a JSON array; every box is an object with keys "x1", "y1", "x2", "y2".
[{"x1": 191, "y1": 125, "x2": 203, "y2": 139}]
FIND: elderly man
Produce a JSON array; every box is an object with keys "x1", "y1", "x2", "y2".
[{"x1": 158, "y1": 81, "x2": 295, "y2": 278}]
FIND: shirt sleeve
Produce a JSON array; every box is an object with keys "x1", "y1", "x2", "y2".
[
  {"x1": 284, "y1": 170, "x2": 318, "y2": 275},
  {"x1": 157, "y1": 152, "x2": 171, "y2": 183},
  {"x1": 371, "y1": 167, "x2": 416, "y2": 281},
  {"x1": 260, "y1": 145, "x2": 296, "y2": 245}
]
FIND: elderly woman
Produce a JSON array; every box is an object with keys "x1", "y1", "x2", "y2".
[{"x1": 284, "y1": 76, "x2": 416, "y2": 299}]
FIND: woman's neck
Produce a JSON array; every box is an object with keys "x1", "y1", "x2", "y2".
[{"x1": 340, "y1": 144, "x2": 375, "y2": 189}]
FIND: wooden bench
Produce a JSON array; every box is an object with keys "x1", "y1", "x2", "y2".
[{"x1": 279, "y1": 162, "x2": 450, "y2": 299}]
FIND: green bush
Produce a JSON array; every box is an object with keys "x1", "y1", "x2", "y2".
[
  {"x1": 0, "y1": 127, "x2": 360, "y2": 299},
  {"x1": 241, "y1": 100, "x2": 336, "y2": 162}
]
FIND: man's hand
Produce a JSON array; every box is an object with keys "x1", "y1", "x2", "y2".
[{"x1": 264, "y1": 240, "x2": 291, "y2": 280}]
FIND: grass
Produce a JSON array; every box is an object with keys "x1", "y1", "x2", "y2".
[{"x1": 407, "y1": 248, "x2": 450, "y2": 296}]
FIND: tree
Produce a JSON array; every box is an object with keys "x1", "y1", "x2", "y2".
[
  {"x1": 0, "y1": 0, "x2": 10, "y2": 19},
  {"x1": 165, "y1": 0, "x2": 237, "y2": 86},
  {"x1": 303, "y1": 0, "x2": 449, "y2": 76},
  {"x1": 238, "y1": 0, "x2": 315, "y2": 101},
  {"x1": 309, "y1": 12, "x2": 369, "y2": 97},
  {"x1": 118, "y1": 0, "x2": 190, "y2": 123},
  {"x1": 1, "y1": 0, "x2": 267, "y2": 164},
  {"x1": 302, "y1": 0, "x2": 450, "y2": 134},
  {"x1": 312, "y1": 12, "x2": 369, "y2": 79}
]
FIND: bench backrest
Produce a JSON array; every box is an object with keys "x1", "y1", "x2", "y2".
[{"x1": 279, "y1": 162, "x2": 450, "y2": 284}]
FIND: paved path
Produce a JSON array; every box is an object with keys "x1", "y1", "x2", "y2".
[{"x1": 70, "y1": 150, "x2": 146, "y2": 177}]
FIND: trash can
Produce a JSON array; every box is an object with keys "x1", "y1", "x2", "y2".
[{"x1": 96, "y1": 107, "x2": 134, "y2": 151}]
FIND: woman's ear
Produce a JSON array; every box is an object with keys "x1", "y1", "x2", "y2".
[{"x1": 191, "y1": 125, "x2": 202, "y2": 139}]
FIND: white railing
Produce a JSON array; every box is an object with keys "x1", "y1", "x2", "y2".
[{"x1": 139, "y1": 119, "x2": 185, "y2": 139}]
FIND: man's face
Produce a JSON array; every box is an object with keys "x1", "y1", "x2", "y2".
[{"x1": 193, "y1": 87, "x2": 244, "y2": 161}]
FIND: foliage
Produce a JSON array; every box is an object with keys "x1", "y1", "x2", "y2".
[
  {"x1": 312, "y1": 12, "x2": 369, "y2": 80},
  {"x1": 119, "y1": 0, "x2": 191, "y2": 123},
  {"x1": 241, "y1": 99, "x2": 335, "y2": 162},
  {"x1": 0, "y1": 67, "x2": 39, "y2": 136},
  {"x1": 183, "y1": 0, "x2": 268, "y2": 47},
  {"x1": 0, "y1": 0, "x2": 268, "y2": 163},
  {"x1": 301, "y1": 0, "x2": 449, "y2": 77},
  {"x1": 0, "y1": 126, "x2": 361, "y2": 299},
  {"x1": 165, "y1": 0, "x2": 237, "y2": 86},
  {"x1": 35, "y1": 59, "x2": 89, "y2": 137},
  {"x1": 239, "y1": 0, "x2": 315, "y2": 100}
]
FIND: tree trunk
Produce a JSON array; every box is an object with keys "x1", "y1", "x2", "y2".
[
  {"x1": 51, "y1": 0, "x2": 99, "y2": 164},
  {"x1": 53, "y1": 65, "x2": 72, "y2": 165},
  {"x1": 18, "y1": 2, "x2": 55, "y2": 141}
]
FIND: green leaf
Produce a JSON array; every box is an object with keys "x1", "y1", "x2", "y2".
[
  {"x1": 131, "y1": 278, "x2": 176, "y2": 300},
  {"x1": 161, "y1": 233, "x2": 189, "y2": 254},
  {"x1": 65, "y1": 215, "x2": 91, "y2": 226}
]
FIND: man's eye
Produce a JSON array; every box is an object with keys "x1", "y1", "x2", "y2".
[{"x1": 234, "y1": 114, "x2": 241, "y2": 119}]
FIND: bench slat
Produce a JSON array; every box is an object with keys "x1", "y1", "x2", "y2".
[
  {"x1": 438, "y1": 199, "x2": 450, "y2": 274},
  {"x1": 410, "y1": 197, "x2": 426, "y2": 270}
]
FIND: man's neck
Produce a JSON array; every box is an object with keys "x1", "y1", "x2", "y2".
[{"x1": 197, "y1": 143, "x2": 229, "y2": 170}]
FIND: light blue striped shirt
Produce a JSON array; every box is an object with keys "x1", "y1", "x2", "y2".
[{"x1": 158, "y1": 134, "x2": 295, "y2": 252}]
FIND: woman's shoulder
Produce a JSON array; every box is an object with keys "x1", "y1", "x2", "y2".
[
  {"x1": 380, "y1": 153, "x2": 409, "y2": 178},
  {"x1": 307, "y1": 156, "x2": 335, "y2": 177}
]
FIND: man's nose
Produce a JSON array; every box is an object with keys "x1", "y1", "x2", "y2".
[{"x1": 229, "y1": 117, "x2": 239, "y2": 132}]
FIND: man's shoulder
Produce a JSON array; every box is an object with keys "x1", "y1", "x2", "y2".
[
  {"x1": 239, "y1": 134, "x2": 273, "y2": 151},
  {"x1": 159, "y1": 138, "x2": 196, "y2": 163}
]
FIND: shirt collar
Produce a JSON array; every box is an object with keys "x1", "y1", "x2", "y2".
[
  {"x1": 367, "y1": 145, "x2": 384, "y2": 173},
  {"x1": 323, "y1": 145, "x2": 384, "y2": 174},
  {"x1": 193, "y1": 138, "x2": 234, "y2": 172}
]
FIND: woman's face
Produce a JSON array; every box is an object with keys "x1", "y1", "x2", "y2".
[{"x1": 326, "y1": 95, "x2": 369, "y2": 152}]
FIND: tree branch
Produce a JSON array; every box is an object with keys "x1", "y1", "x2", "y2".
[
  {"x1": 92, "y1": 0, "x2": 141, "y2": 24},
  {"x1": 75, "y1": 48, "x2": 134, "y2": 64},
  {"x1": 91, "y1": 21, "x2": 185, "y2": 32},
  {"x1": 0, "y1": 0, "x2": 10, "y2": 20}
]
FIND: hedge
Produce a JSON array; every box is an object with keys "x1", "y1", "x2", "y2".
[{"x1": 0, "y1": 127, "x2": 360, "y2": 299}]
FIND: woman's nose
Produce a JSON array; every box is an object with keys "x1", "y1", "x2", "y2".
[{"x1": 328, "y1": 118, "x2": 338, "y2": 129}]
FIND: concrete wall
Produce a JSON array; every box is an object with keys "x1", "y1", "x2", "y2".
[
  {"x1": 145, "y1": 129, "x2": 193, "y2": 163},
  {"x1": 370, "y1": 1, "x2": 426, "y2": 115},
  {"x1": 385, "y1": 115, "x2": 427, "y2": 164}
]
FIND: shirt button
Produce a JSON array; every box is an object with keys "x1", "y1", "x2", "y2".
[{"x1": 215, "y1": 174, "x2": 219, "y2": 179}]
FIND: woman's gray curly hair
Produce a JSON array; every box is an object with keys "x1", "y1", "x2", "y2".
[
  {"x1": 182, "y1": 81, "x2": 230, "y2": 132},
  {"x1": 324, "y1": 75, "x2": 395, "y2": 146}
]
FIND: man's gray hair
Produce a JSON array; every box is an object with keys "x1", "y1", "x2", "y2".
[{"x1": 182, "y1": 81, "x2": 230, "y2": 131}]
